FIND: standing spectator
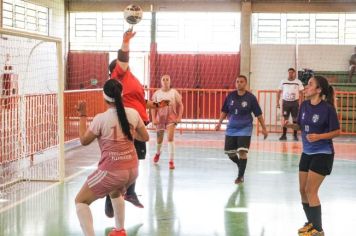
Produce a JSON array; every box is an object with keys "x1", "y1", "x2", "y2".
[
  {"x1": 277, "y1": 68, "x2": 304, "y2": 141},
  {"x1": 348, "y1": 47, "x2": 356, "y2": 83}
]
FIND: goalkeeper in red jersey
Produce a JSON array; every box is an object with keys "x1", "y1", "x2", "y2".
[{"x1": 105, "y1": 29, "x2": 168, "y2": 214}]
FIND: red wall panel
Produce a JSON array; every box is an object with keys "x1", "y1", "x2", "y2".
[
  {"x1": 67, "y1": 52, "x2": 109, "y2": 90},
  {"x1": 150, "y1": 51, "x2": 240, "y2": 119},
  {"x1": 150, "y1": 50, "x2": 240, "y2": 89}
]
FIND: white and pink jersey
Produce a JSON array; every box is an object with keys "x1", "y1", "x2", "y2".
[
  {"x1": 89, "y1": 107, "x2": 145, "y2": 171},
  {"x1": 152, "y1": 89, "x2": 182, "y2": 130}
]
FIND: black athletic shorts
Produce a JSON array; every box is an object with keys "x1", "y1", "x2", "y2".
[
  {"x1": 282, "y1": 100, "x2": 299, "y2": 121},
  {"x1": 299, "y1": 153, "x2": 334, "y2": 176},
  {"x1": 133, "y1": 121, "x2": 150, "y2": 160},
  {"x1": 134, "y1": 139, "x2": 146, "y2": 160},
  {"x1": 224, "y1": 136, "x2": 251, "y2": 154}
]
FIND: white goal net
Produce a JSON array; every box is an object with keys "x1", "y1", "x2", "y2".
[{"x1": 0, "y1": 28, "x2": 64, "y2": 197}]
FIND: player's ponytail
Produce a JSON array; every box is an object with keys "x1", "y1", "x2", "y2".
[
  {"x1": 108, "y1": 59, "x2": 117, "y2": 78},
  {"x1": 103, "y1": 79, "x2": 133, "y2": 141},
  {"x1": 313, "y1": 75, "x2": 335, "y2": 108},
  {"x1": 326, "y1": 84, "x2": 335, "y2": 108}
]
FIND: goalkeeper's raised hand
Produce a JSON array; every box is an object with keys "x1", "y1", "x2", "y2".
[{"x1": 123, "y1": 30, "x2": 136, "y2": 43}]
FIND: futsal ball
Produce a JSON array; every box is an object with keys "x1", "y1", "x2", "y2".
[{"x1": 124, "y1": 4, "x2": 143, "y2": 25}]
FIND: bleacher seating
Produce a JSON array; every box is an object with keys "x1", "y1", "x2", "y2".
[{"x1": 313, "y1": 71, "x2": 356, "y2": 133}]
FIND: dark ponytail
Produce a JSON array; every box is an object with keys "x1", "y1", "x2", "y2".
[
  {"x1": 326, "y1": 84, "x2": 335, "y2": 107},
  {"x1": 313, "y1": 75, "x2": 335, "y2": 108},
  {"x1": 103, "y1": 79, "x2": 133, "y2": 141},
  {"x1": 108, "y1": 59, "x2": 116, "y2": 77}
]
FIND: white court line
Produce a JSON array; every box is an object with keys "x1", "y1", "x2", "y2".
[
  {"x1": 0, "y1": 162, "x2": 98, "y2": 214},
  {"x1": 225, "y1": 207, "x2": 249, "y2": 213}
]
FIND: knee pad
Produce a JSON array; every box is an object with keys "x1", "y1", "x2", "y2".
[{"x1": 227, "y1": 153, "x2": 239, "y2": 163}]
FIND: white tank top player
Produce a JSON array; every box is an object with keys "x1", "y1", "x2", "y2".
[{"x1": 151, "y1": 75, "x2": 184, "y2": 170}]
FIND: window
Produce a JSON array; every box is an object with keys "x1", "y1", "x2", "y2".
[
  {"x1": 252, "y1": 13, "x2": 356, "y2": 45},
  {"x1": 254, "y1": 13, "x2": 281, "y2": 43},
  {"x1": 2, "y1": 0, "x2": 49, "y2": 35},
  {"x1": 345, "y1": 14, "x2": 356, "y2": 44},
  {"x1": 286, "y1": 14, "x2": 310, "y2": 43},
  {"x1": 156, "y1": 12, "x2": 241, "y2": 52},
  {"x1": 74, "y1": 13, "x2": 97, "y2": 38},
  {"x1": 315, "y1": 14, "x2": 339, "y2": 44},
  {"x1": 69, "y1": 12, "x2": 152, "y2": 51}
]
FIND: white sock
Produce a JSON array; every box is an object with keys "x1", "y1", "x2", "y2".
[
  {"x1": 168, "y1": 141, "x2": 175, "y2": 161},
  {"x1": 76, "y1": 203, "x2": 95, "y2": 236},
  {"x1": 111, "y1": 196, "x2": 125, "y2": 230},
  {"x1": 156, "y1": 143, "x2": 162, "y2": 155}
]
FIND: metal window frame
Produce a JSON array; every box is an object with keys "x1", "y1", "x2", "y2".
[
  {"x1": 2, "y1": 0, "x2": 49, "y2": 36},
  {"x1": 253, "y1": 12, "x2": 356, "y2": 45}
]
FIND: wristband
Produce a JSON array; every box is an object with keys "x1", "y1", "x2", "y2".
[{"x1": 117, "y1": 49, "x2": 129, "y2": 62}]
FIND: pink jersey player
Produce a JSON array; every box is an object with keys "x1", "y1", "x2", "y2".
[
  {"x1": 151, "y1": 75, "x2": 184, "y2": 170},
  {"x1": 75, "y1": 79, "x2": 149, "y2": 236}
]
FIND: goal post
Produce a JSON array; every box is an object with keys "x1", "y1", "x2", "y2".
[{"x1": 0, "y1": 28, "x2": 65, "y2": 193}]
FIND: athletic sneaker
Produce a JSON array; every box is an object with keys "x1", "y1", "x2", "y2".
[
  {"x1": 300, "y1": 228, "x2": 324, "y2": 236},
  {"x1": 169, "y1": 160, "x2": 175, "y2": 170},
  {"x1": 279, "y1": 134, "x2": 287, "y2": 141},
  {"x1": 298, "y1": 223, "x2": 313, "y2": 234},
  {"x1": 234, "y1": 176, "x2": 244, "y2": 184},
  {"x1": 124, "y1": 194, "x2": 144, "y2": 208},
  {"x1": 105, "y1": 195, "x2": 114, "y2": 218},
  {"x1": 153, "y1": 153, "x2": 160, "y2": 163},
  {"x1": 108, "y1": 228, "x2": 127, "y2": 236}
]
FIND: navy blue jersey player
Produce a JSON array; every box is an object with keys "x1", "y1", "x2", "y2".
[
  {"x1": 285, "y1": 76, "x2": 340, "y2": 236},
  {"x1": 215, "y1": 75, "x2": 268, "y2": 184}
]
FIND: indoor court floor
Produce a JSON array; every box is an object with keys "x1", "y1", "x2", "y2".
[{"x1": 0, "y1": 131, "x2": 355, "y2": 236}]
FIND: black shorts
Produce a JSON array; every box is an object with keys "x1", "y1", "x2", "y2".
[
  {"x1": 134, "y1": 139, "x2": 146, "y2": 160},
  {"x1": 282, "y1": 100, "x2": 299, "y2": 121},
  {"x1": 224, "y1": 136, "x2": 251, "y2": 154},
  {"x1": 299, "y1": 153, "x2": 334, "y2": 176},
  {"x1": 133, "y1": 121, "x2": 149, "y2": 160}
]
